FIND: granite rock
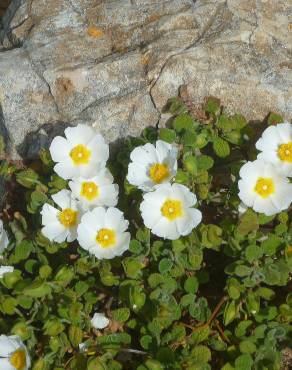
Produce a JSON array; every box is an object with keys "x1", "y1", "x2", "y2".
[{"x1": 0, "y1": 0, "x2": 291, "y2": 158}]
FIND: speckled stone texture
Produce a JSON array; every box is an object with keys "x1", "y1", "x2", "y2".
[{"x1": 0, "y1": 0, "x2": 291, "y2": 158}]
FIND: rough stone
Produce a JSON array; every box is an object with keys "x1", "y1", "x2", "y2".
[{"x1": 0, "y1": 0, "x2": 291, "y2": 158}]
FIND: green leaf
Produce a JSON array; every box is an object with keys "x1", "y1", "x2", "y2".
[
  {"x1": 184, "y1": 155, "x2": 198, "y2": 175},
  {"x1": 267, "y1": 112, "x2": 283, "y2": 125},
  {"x1": 23, "y1": 280, "x2": 52, "y2": 298},
  {"x1": 43, "y1": 318, "x2": 65, "y2": 336},
  {"x1": 237, "y1": 209, "x2": 258, "y2": 236},
  {"x1": 224, "y1": 300, "x2": 237, "y2": 325},
  {"x1": 239, "y1": 340, "x2": 256, "y2": 354},
  {"x1": 173, "y1": 113, "x2": 194, "y2": 132},
  {"x1": 159, "y1": 128, "x2": 176, "y2": 143},
  {"x1": 204, "y1": 96, "x2": 220, "y2": 115},
  {"x1": 234, "y1": 354, "x2": 253, "y2": 370},
  {"x1": 16, "y1": 168, "x2": 40, "y2": 188},
  {"x1": 96, "y1": 333, "x2": 131, "y2": 345},
  {"x1": 256, "y1": 287, "x2": 275, "y2": 301},
  {"x1": 111, "y1": 308, "x2": 130, "y2": 322},
  {"x1": 69, "y1": 325, "x2": 83, "y2": 347},
  {"x1": 196, "y1": 155, "x2": 214, "y2": 171},
  {"x1": 191, "y1": 345, "x2": 211, "y2": 363},
  {"x1": 122, "y1": 257, "x2": 144, "y2": 279},
  {"x1": 184, "y1": 276, "x2": 199, "y2": 294},
  {"x1": 213, "y1": 137, "x2": 230, "y2": 158},
  {"x1": 140, "y1": 335, "x2": 153, "y2": 350},
  {"x1": 158, "y1": 258, "x2": 173, "y2": 274},
  {"x1": 162, "y1": 97, "x2": 187, "y2": 115}
]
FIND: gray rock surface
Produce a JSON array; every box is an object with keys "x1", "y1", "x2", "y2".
[{"x1": 0, "y1": 0, "x2": 291, "y2": 158}]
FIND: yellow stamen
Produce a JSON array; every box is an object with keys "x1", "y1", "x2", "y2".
[
  {"x1": 161, "y1": 199, "x2": 183, "y2": 220},
  {"x1": 96, "y1": 228, "x2": 116, "y2": 248},
  {"x1": 10, "y1": 349, "x2": 26, "y2": 370},
  {"x1": 70, "y1": 144, "x2": 91, "y2": 166},
  {"x1": 254, "y1": 177, "x2": 275, "y2": 198},
  {"x1": 149, "y1": 163, "x2": 170, "y2": 184},
  {"x1": 80, "y1": 181, "x2": 99, "y2": 201},
  {"x1": 277, "y1": 142, "x2": 292, "y2": 163},
  {"x1": 59, "y1": 208, "x2": 77, "y2": 227}
]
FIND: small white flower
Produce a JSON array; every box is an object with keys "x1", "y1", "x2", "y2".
[
  {"x1": 127, "y1": 140, "x2": 178, "y2": 191},
  {"x1": 49, "y1": 124, "x2": 109, "y2": 180},
  {"x1": 238, "y1": 159, "x2": 292, "y2": 216},
  {"x1": 0, "y1": 266, "x2": 14, "y2": 278},
  {"x1": 0, "y1": 334, "x2": 31, "y2": 370},
  {"x1": 91, "y1": 313, "x2": 109, "y2": 329},
  {"x1": 77, "y1": 207, "x2": 130, "y2": 259},
  {"x1": 256, "y1": 122, "x2": 292, "y2": 177},
  {"x1": 41, "y1": 190, "x2": 81, "y2": 243},
  {"x1": 0, "y1": 219, "x2": 9, "y2": 254},
  {"x1": 69, "y1": 168, "x2": 119, "y2": 210},
  {"x1": 140, "y1": 183, "x2": 202, "y2": 240}
]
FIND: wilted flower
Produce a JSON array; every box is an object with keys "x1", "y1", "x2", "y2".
[
  {"x1": 0, "y1": 334, "x2": 31, "y2": 369},
  {"x1": 69, "y1": 169, "x2": 119, "y2": 210},
  {"x1": 127, "y1": 140, "x2": 178, "y2": 191},
  {"x1": 238, "y1": 159, "x2": 292, "y2": 216},
  {"x1": 41, "y1": 190, "x2": 81, "y2": 243},
  {"x1": 77, "y1": 207, "x2": 130, "y2": 259},
  {"x1": 256, "y1": 122, "x2": 292, "y2": 177},
  {"x1": 140, "y1": 183, "x2": 202, "y2": 240},
  {"x1": 0, "y1": 219, "x2": 9, "y2": 254},
  {"x1": 49, "y1": 124, "x2": 109, "y2": 180},
  {"x1": 91, "y1": 313, "x2": 109, "y2": 329}
]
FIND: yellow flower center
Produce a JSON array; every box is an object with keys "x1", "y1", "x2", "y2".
[
  {"x1": 149, "y1": 163, "x2": 170, "y2": 184},
  {"x1": 58, "y1": 208, "x2": 78, "y2": 227},
  {"x1": 10, "y1": 349, "x2": 26, "y2": 370},
  {"x1": 80, "y1": 181, "x2": 99, "y2": 201},
  {"x1": 277, "y1": 142, "x2": 292, "y2": 163},
  {"x1": 70, "y1": 144, "x2": 91, "y2": 166},
  {"x1": 161, "y1": 199, "x2": 183, "y2": 220},
  {"x1": 96, "y1": 228, "x2": 116, "y2": 248},
  {"x1": 254, "y1": 177, "x2": 275, "y2": 198}
]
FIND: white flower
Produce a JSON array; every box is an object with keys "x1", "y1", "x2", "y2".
[
  {"x1": 41, "y1": 190, "x2": 81, "y2": 243},
  {"x1": 77, "y1": 207, "x2": 130, "y2": 259},
  {"x1": 0, "y1": 219, "x2": 9, "y2": 254},
  {"x1": 256, "y1": 122, "x2": 292, "y2": 177},
  {"x1": 49, "y1": 124, "x2": 109, "y2": 180},
  {"x1": 140, "y1": 183, "x2": 202, "y2": 240},
  {"x1": 127, "y1": 140, "x2": 178, "y2": 191},
  {"x1": 69, "y1": 168, "x2": 119, "y2": 210},
  {"x1": 0, "y1": 266, "x2": 14, "y2": 278},
  {"x1": 238, "y1": 159, "x2": 292, "y2": 216},
  {"x1": 0, "y1": 334, "x2": 31, "y2": 370},
  {"x1": 91, "y1": 313, "x2": 109, "y2": 329}
]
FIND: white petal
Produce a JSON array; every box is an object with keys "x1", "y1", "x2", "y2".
[
  {"x1": 0, "y1": 229, "x2": 9, "y2": 253},
  {"x1": 54, "y1": 162, "x2": 76, "y2": 180},
  {"x1": 49, "y1": 136, "x2": 70, "y2": 162},
  {"x1": 238, "y1": 179, "x2": 257, "y2": 207},
  {"x1": 0, "y1": 358, "x2": 15, "y2": 370},
  {"x1": 172, "y1": 183, "x2": 197, "y2": 207},
  {"x1": 42, "y1": 223, "x2": 67, "y2": 243},
  {"x1": 65, "y1": 124, "x2": 95, "y2": 146},
  {"x1": 52, "y1": 190, "x2": 73, "y2": 210},
  {"x1": 140, "y1": 200, "x2": 163, "y2": 229},
  {"x1": 253, "y1": 196, "x2": 278, "y2": 216},
  {"x1": 77, "y1": 223, "x2": 97, "y2": 250},
  {"x1": 276, "y1": 122, "x2": 292, "y2": 142},
  {"x1": 176, "y1": 208, "x2": 202, "y2": 235},
  {"x1": 0, "y1": 335, "x2": 16, "y2": 356},
  {"x1": 151, "y1": 217, "x2": 180, "y2": 240},
  {"x1": 127, "y1": 163, "x2": 149, "y2": 187},
  {"x1": 255, "y1": 125, "x2": 281, "y2": 152},
  {"x1": 41, "y1": 204, "x2": 59, "y2": 225},
  {"x1": 105, "y1": 208, "x2": 129, "y2": 232}
]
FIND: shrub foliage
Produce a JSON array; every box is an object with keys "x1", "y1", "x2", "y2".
[{"x1": 0, "y1": 96, "x2": 291, "y2": 370}]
